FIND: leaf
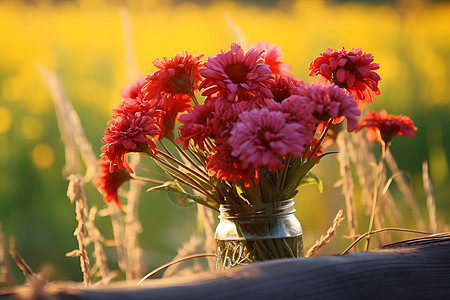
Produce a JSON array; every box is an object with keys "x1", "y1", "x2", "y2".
[
  {"x1": 282, "y1": 152, "x2": 337, "y2": 198},
  {"x1": 147, "y1": 181, "x2": 219, "y2": 211},
  {"x1": 259, "y1": 166, "x2": 280, "y2": 202},
  {"x1": 299, "y1": 171, "x2": 323, "y2": 193}
]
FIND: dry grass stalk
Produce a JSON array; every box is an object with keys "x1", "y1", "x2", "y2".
[
  {"x1": 67, "y1": 175, "x2": 91, "y2": 286},
  {"x1": 86, "y1": 207, "x2": 110, "y2": 280},
  {"x1": 163, "y1": 235, "x2": 203, "y2": 278},
  {"x1": 385, "y1": 148, "x2": 426, "y2": 230},
  {"x1": 138, "y1": 253, "x2": 216, "y2": 285},
  {"x1": 306, "y1": 210, "x2": 344, "y2": 257},
  {"x1": 0, "y1": 223, "x2": 15, "y2": 286},
  {"x1": 382, "y1": 192, "x2": 403, "y2": 228},
  {"x1": 123, "y1": 165, "x2": 144, "y2": 280},
  {"x1": 120, "y1": 6, "x2": 145, "y2": 280},
  {"x1": 348, "y1": 132, "x2": 377, "y2": 214},
  {"x1": 422, "y1": 161, "x2": 437, "y2": 232},
  {"x1": 224, "y1": 14, "x2": 248, "y2": 48},
  {"x1": 374, "y1": 170, "x2": 390, "y2": 246},
  {"x1": 196, "y1": 204, "x2": 216, "y2": 271},
  {"x1": 336, "y1": 133, "x2": 358, "y2": 246},
  {"x1": 107, "y1": 204, "x2": 128, "y2": 277},
  {"x1": 40, "y1": 68, "x2": 116, "y2": 285},
  {"x1": 119, "y1": 6, "x2": 140, "y2": 85},
  {"x1": 8, "y1": 237, "x2": 38, "y2": 282},
  {"x1": 41, "y1": 69, "x2": 91, "y2": 285}
]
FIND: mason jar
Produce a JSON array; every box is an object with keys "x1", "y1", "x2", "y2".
[{"x1": 215, "y1": 199, "x2": 304, "y2": 270}]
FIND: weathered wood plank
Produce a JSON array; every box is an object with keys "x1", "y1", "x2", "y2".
[{"x1": 2, "y1": 233, "x2": 450, "y2": 300}]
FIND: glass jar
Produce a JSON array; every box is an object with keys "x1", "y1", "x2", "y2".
[{"x1": 215, "y1": 199, "x2": 303, "y2": 270}]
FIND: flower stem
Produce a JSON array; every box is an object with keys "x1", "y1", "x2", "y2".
[
  {"x1": 143, "y1": 149, "x2": 221, "y2": 205},
  {"x1": 188, "y1": 91, "x2": 199, "y2": 106},
  {"x1": 157, "y1": 148, "x2": 211, "y2": 184},
  {"x1": 307, "y1": 119, "x2": 333, "y2": 160},
  {"x1": 278, "y1": 155, "x2": 292, "y2": 191},
  {"x1": 170, "y1": 138, "x2": 210, "y2": 178},
  {"x1": 130, "y1": 174, "x2": 166, "y2": 185}
]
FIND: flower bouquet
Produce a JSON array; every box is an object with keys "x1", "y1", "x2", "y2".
[{"x1": 95, "y1": 42, "x2": 415, "y2": 270}]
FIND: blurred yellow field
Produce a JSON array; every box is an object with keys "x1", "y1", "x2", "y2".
[{"x1": 0, "y1": 0, "x2": 449, "y2": 283}]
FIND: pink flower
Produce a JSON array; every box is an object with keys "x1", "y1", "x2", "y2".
[
  {"x1": 252, "y1": 41, "x2": 295, "y2": 78},
  {"x1": 142, "y1": 52, "x2": 203, "y2": 99},
  {"x1": 309, "y1": 47, "x2": 381, "y2": 108},
  {"x1": 177, "y1": 96, "x2": 245, "y2": 150},
  {"x1": 206, "y1": 142, "x2": 259, "y2": 187},
  {"x1": 229, "y1": 107, "x2": 309, "y2": 172},
  {"x1": 295, "y1": 83, "x2": 361, "y2": 132},
  {"x1": 199, "y1": 43, "x2": 273, "y2": 101},
  {"x1": 177, "y1": 97, "x2": 217, "y2": 150},
  {"x1": 94, "y1": 160, "x2": 131, "y2": 210},
  {"x1": 358, "y1": 109, "x2": 418, "y2": 145},
  {"x1": 100, "y1": 110, "x2": 160, "y2": 173},
  {"x1": 268, "y1": 75, "x2": 304, "y2": 103}
]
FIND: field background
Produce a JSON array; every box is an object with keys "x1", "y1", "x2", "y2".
[{"x1": 0, "y1": 0, "x2": 449, "y2": 283}]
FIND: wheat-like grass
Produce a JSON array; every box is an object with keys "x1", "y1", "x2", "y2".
[
  {"x1": 422, "y1": 161, "x2": 437, "y2": 233},
  {"x1": 306, "y1": 210, "x2": 344, "y2": 257},
  {"x1": 40, "y1": 68, "x2": 116, "y2": 285},
  {"x1": 8, "y1": 237, "x2": 38, "y2": 282},
  {"x1": 67, "y1": 175, "x2": 91, "y2": 285},
  {"x1": 336, "y1": 132, "x2": 358, "y2": 246},
  {"x1": 40, "y1": 69, "x2": 92, "y2": 285},
  {"x1": 386, "y1": 148, "x2": 426, "y2": 230},
  {"x1": 196, "y1": 204, "x2": 216, "y2": 271},
  {"x1": 349, "y1": 131, "x2": 377, "y2": 215},
  {"x1": 123, "y1": 174, "x2": 144, "y2": 280},
  {"x1": 86, "y1": 207, "x2": 110, "y2": 280},
  {"x1": 0, "y1": 222, "x2": 15, "y2": 286},
  {"x1": 119, "y1": 6, "x2": 145, "y2": 280},
  {"x1": 163, "y1": 235, "x2": 203, "y2": 278}
]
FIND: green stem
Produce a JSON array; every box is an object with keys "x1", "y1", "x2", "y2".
[
  {"x1": 278, "y1": 155, "x2": 292, "y2": 191},
  {"x1": 130, "y1": 175, "x2": 165, "y2": 185},
  {"x1": 157, "y1": 149, "x2": 211, "y2": 184},
  {"x1": 170, "y1": 138, "x2": 209, "y2": 178},
  {"x1": 188, "y1": 91, "x2": 199, "y2": 106},
  {"x1": 144, "y1": 150, "x2": 221, "y2": 205}
]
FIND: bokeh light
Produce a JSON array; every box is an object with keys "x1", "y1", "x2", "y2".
[{"x1": 31, "y1": 143, "x2": 55, "y2": 169}]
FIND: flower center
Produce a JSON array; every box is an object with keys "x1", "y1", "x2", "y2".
[{"x1": 225, "y1": 63, "x2": 250, "y2": 84}]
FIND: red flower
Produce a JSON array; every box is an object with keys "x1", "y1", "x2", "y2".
[
  {"x1": 177, "y1": 97, "x2": 217, "y2": 150},
  {"x1": 206, "y1": 142, "x2": 259, "y2": 187},
  {"x1": 94, "y1": 160, "x2": 131, "y2": 210},
  {"x1": 309, "y1": 47, "x2": 381, "y2": 108},
  {"x1": 229, "y1": 107, "x2": 310, "y2": 172},
  {"x1": 268, "y1": 75, "x2": 304, "y2": 103},
  {"x1": 358, "y1": 109, "x2": 418, "y2": 145},
  {"x1": 151, "y1": 94, "x2": 193, "y2": 140},
  {"x1": 142, "y1": 52, "x2": 203, "y2": 99},
  {"x1": 113, "y1": 79, "x2": 165, "y2": 124},
  {"x1": 296, "y1": 83, "x2": 361, "y2": 132},
  {"x1": 199, "y1": 43, "x2": 273, "y2": 101},
  {"x1": 100, "y1": 110, "x2": 160, "y2": 173},
  {"x1": 121, "y1": 77, "x2": 147, "y2": 101},
  {"x1": 252, "y1": 41, "x2": 295, "y2": 79}
]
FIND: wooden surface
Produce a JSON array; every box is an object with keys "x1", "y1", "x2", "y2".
[{"x1": 2, "y1": 233, "x2": 450, "y2": 300}]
